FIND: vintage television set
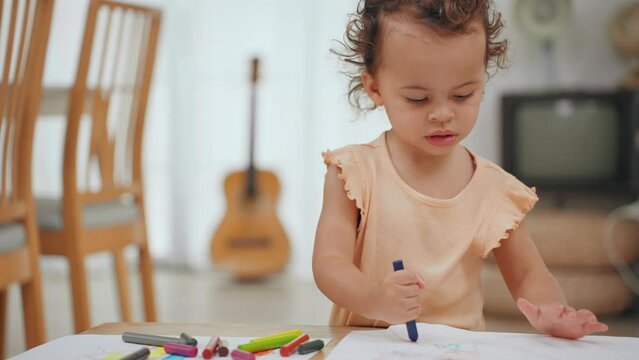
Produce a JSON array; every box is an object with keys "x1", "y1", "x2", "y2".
[{"x1": 501, "y1": 90, "x2": 639, "y2": 196}]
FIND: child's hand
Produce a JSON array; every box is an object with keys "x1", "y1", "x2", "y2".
[
  {"x1": 517, "y1": 298, "x2": 608, "y2": 339},
  {"x1": 369, "y1": 270, "x2": 425, "y2": 324}
]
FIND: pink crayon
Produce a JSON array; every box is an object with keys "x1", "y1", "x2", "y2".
[
  {"x1": 164, "y1": 342, "x2": 198, "y2": 357},
  {"x1": 230, "y1": 349, "x2": 256, "y2": 360}
]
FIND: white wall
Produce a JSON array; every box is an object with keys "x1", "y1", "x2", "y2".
[{"x1": 34, "y1": 0, "x2": 634, "y2": 279}]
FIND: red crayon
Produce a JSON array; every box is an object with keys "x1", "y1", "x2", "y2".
[
  {"x1": 279, "y1": 333, "x2": 310, "y2": 357},
  {"x1": 164, "y1": 342, "x2": 198, "y2": 357},
  {"x1": 203, "y1": 336, "x2": 220, "y2": 359}
]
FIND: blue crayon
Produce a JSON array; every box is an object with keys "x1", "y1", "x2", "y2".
[{"x1": 392, "y1": 259, "x2": 419, "y2": 342}]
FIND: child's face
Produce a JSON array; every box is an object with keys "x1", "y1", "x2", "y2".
[{"x1": 362, "y1": 16, "x2": 487, "y2": 157}]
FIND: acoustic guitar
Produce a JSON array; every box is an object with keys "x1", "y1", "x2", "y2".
[{"x1": 210, "y1": 58, "x2": 290, "y2": 280}]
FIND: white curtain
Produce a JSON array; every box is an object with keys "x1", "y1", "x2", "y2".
[{"x1": 155, "y1": 0, "x2": 389, "y2": 276}]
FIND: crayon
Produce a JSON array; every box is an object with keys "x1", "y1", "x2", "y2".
[
  {"x1": 237, "y1": 333, "x2": 298, "y2": 352},
  {"x1": 392, "y1": 259, "x2": 419, "y2": 342},
  {"x1": 279, "y1": 333, "x2": 310, "y2": 357},
  {"x1": 164, "y1": 342, "x2": 198, "y2": 357},
  {"x1": 218, "y1": 339, "x2": 230, "y2": 357},
  {"x1": 118, "y1": 347, "x2": 150, "y2": 360},
  {"x1": 202, "y1": 336, "x2": 220, "y2": 359},
  {"x1": 230, "y1": 349, "x2": 256, "y2": 360},
  {"x1": 297, "y1": 339, "x2": 325, "y2": 355},
  {"x1": 249, "y1": 329, "x2": 301, "y2": 343},
  {"x1": 180, "y1": 332, "x2": 198, "y2": 346},
  {"x1": 122, "y1": 332, "x2": 186, "y2": 347}
]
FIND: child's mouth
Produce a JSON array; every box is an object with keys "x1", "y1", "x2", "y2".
[{"x1": 425, "y1": 134, "x2": 457, "y2": 147}]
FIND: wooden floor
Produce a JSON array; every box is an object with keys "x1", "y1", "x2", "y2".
[{"x1": 5, "y1": 260, "x2": 639, "y2": 358}]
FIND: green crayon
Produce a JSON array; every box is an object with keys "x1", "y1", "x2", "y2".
[{"x1": 237, "y1": 333, "x2": 298, "y2": 352}]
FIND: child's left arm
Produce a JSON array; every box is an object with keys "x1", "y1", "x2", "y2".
[{"x1": 492, "y1": 220, "x2": 609, "y2": 339}]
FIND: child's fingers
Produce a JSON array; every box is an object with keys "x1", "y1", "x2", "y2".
[
  {"x1": 516, "y1": 298, "x2": 541, "y2": 323},
  {"x1": 401, "y1": 295, "x2": 422, "y2": 308},
  {"x1": 408, "y1": 307, "x2": 421, "y2": 319},
  {"x1": 582, "y1": 321, "x2": 608, "y2": 334},
  {"x1": 576, "y1": 309, "x2": 607, "y2": 332},
  {"x1": 564, "y1": 308, "x2": 578, "y2": 321},
  {"x1": 576, "y1": 309, "x2": 598, "y2": 323},
  {"x1": 392, "y1": 270, "x2": 424, "y2": 287},
  {"x1": 396, "y1": 283, "x2": 421, "y2": 298},
  {"x1": 518, "y1": 301, "x2": 609, "y2": 338},
  {"x1": 404, "y1": 305, "x2": 421, "y2": 321},
  {"x1": 539, "y1": 302, "x2": 565, "y2": 319}
]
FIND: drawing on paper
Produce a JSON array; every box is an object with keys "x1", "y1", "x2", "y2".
[{"x1": 327, "y1": 323, "x2": 639, "y2": 360}]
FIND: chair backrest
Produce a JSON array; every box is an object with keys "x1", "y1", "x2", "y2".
[
  {"x1": 0, "y1": 0, "x2": 54, "y2": 221},
  {"x1": 64, "y1": 0, "x2": 161, "y2": 203}
]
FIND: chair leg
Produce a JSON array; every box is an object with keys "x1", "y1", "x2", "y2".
[
  {"x1": 21, "y1": 276, "x2": 46, "y2": 348},
  {"x1": 139, "y1": 245, "x2": 156, "y2": 321},
  {"x1": 113, "y1": 250, "x2": 131, "y2": 322},
  {"x1": 68, "y1": 253, "x2": 91, "y2": 333},
  {"x1": 0, "y1": 289, "x2": 7, "y2": 358},
  {"x1": 24, "y1": 209, "x2": 46, "y2": 348}
]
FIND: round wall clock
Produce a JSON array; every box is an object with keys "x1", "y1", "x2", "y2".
[
  {"x1": 609, "y1": 4, "x2": 639, "y2": 89},
  {"x1": 515, "y1": 0, "x2": 572, "y2": 41}
]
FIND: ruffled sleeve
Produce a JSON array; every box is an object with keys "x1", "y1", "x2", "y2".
[
  {"x1": 481, "y1": 177, "x2": 538, "y2": 258},
  {"x1": 322, "y1": 146, "x2": 367, "y2": 217}
]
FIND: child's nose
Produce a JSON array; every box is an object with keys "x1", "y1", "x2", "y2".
[{"x1": 427, "y1": 104, "x2": 454, "y2": 123}]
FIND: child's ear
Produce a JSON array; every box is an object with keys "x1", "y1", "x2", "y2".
[{"x1": 361, "y1": 71, "x2": 383, "y2": 107}]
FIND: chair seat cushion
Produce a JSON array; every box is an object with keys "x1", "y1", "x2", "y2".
[
  {"x1": 36, "y1": 198, "x2": 140, "y2": 230},
  {"x1": 0, "y1": 223, "x2": 26, "y2": 253}
]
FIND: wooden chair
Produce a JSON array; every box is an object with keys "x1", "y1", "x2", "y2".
[
  {"x1": 36, "y1": 0, "x2": 161, "y2": 333},
  {"x1": 0, "y1": 0, "x2": 54, "y2": 356}
]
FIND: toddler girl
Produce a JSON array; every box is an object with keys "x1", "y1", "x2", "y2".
[{"x1": 313, "y1": 0, "x2": 608, "y2": 339}]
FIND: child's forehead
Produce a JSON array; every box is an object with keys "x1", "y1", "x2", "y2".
[
  {"x1": 379, "y1": 14, "x2": 485, "y2": 45},
  {"x1": 380, "y1": 17, "x2": 484, "y2": 53},
  {"x1": 376, "y1": 16, "x2": 486, "y2": 82}
]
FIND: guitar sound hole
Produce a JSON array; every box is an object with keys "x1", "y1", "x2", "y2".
[{"x1": 229, "y1": 237, "x2": 271, "y2": 249}]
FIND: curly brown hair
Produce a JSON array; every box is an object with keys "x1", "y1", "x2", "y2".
[{"x1": 333, "y1": 0, "x2": 508, "y2": 110}]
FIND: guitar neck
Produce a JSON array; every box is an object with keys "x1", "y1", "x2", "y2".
[{"x1": 246, "y1": 58, "x2": 259, "y2": 198}]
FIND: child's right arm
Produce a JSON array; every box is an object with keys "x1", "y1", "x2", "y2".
[{"x1": 313, "y1": 166, "x2": 425, "y2": 324}]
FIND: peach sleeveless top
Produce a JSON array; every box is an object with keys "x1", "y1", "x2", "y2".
[{"x1": 322, "y1": 132, "x2": 538, "y2": 330}]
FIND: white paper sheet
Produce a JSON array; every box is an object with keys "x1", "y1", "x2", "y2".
[
  {"x1": 327, "y1": 323, "x2": 639, "y2": 360},
  {"x1": 10, "y1": 334, "x2": 331, "y2": 360}
]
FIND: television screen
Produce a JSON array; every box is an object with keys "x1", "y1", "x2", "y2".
[
  {"x1": 502, "y1": 91, "x2": 637, "y2": 194},
  {"x1": 515, "y1": 99, "x2": 619, "y2": 182}
]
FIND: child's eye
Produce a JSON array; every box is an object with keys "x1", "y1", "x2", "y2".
[
  {"x1": 406, "y1": 97, "x2": 428, "y2": 104},
  {"x1": 453, "y1": 92, "x2": 474, "y2": 101}
]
